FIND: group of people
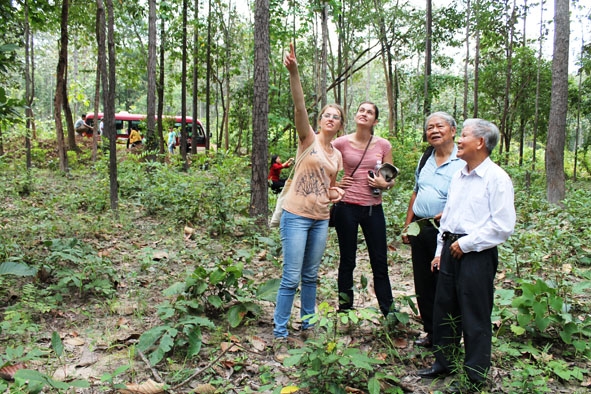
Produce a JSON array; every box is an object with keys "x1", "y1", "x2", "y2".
[{"x1": 271, "y1": 43, "x2": 516, "y2": 391}]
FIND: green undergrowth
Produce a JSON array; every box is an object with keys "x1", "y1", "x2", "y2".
[{"x1": 0, "y1": 146, "x2": 590, "y2": 393}]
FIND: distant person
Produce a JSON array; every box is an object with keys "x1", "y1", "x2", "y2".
[
  {"x1": 402, "y1": 112, "x2": 465, "y2": 348},
  {"x1": 417, "y1": 119, "x2": 516, "y2": 392},
  {"x1": 129, "y1": 128, "x2": 142, "y2": 148},
  {"x1": 268, "y1": 155, "x2": 294, "y2": 193},
  {"x1": 167, "y1": 127, "x2": 177, "y2": 154},
  {"x1": 75, "y1": 114, "x2": 93, "y2": 136},
  {"x1": 99, "y1": 119, "x2": 104, "y2": 136}
]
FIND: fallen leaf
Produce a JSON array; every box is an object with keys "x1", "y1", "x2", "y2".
[
  {"x1": 220, "y1": 342, "x2": 239, "y2": 352},
  {"x1": 152, "y1": 251, "x2": 169, "y2": 261},
  {"x1": 119, "y1": 378, "x2": 165, "y2": 394},
  {"x1": 393, "y1": 337, "x2": 407, "y2": 348},
  {"x1": 0, "y1": 363, "x2": 27, "y2": 381},
  {"x1": 250, "y1": 335, "x2": 266, "y2": 352},
  {"x1": 64, "y1": 337, "x2": 85, "y2": 346},
  {"x1": 280, "y1": 386, "x2": 300, "y2": 394},
  {"x1": 193, "y1": 384, "x2": 216, "y2": 393}
]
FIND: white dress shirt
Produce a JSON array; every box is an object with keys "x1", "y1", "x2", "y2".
[{"x1": 435, "y1": 157, "x2": 516, "y2": 256}]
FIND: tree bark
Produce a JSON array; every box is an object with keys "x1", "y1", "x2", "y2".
[
  {"x1": 251, "y1": 0, "x2": 269, "y2": 220},
  {"x1": 545, "y1": 0, "x2": 569, "y2": 204},
  {"x1": 146, "y1": 0, "x2": 157, "y2": 159},
  {"x1": 423, "y1": 0, "x2": 432, "y2": 117},
  {"x1": 54, "y1": 0, "x2": 69, "y2": 173}
]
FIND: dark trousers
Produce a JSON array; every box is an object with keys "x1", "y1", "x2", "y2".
[
  {"x1": 409, "y1": 220, "x2": 439, "y2": 336},
  {"x1": 433, "y1": 238, "x2": 498, "y2": 383},
  {"x1": 334, "y1": 202, "x2": 393, "y2": 316}
]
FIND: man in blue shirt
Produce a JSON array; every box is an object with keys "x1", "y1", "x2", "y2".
[{"x1": 403, "y1": 112, "x2": 465, "y2": 348}]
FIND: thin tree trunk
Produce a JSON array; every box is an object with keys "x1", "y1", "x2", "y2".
[
  {"x1": 54, "y1": 0, "x2": 69, "y2": 173},
  {"x1": 423, "y1": 0, "x2": 432, "y2": 117},
  {"x1": 180, "y1": 0, "x2": 188, "y2": 169},
  {"x1": 546, "y1": 0, "x2": 569, "y2": 204},
  {"x1": 463, "y1": 0, "x2": 471, "y2": 120},
  {"x1": 206, "y1": 0, "x2": 212, "y2": 152},
  {"x1": 320, "y1": 3, "x2": 328, "y2": 109},
  {"x1": 532, "y1": 0, "x2": 545, "y2": 169},
  {"x1": 105, "y1": 0, "x2": 118, "y2": 212},
  {"x1": 146, "y1": 0, "x2": 157, "y2": 159},
  {"x1": 24, "y1": 0, "x2": 32, "y2": 170},
  {"x1": 191, "y1": 0, "x2": 199, "y2": 154},
  {"x1": 158, "y1": 15, "x2": 165, "y2": 153}
]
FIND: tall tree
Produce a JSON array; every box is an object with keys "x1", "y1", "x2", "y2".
[
  {"x1": 423, "y1": 0, "x2": 432, "y2": 117},
  {"x1": 251, "y1": 0, "x2": 269, "y2": 220},
  {"x1": 145, "y1": 0, "x2": 158, "y2": 157},
  {"x1": 54, "y1": 0, "x2": 70, "y2": 173},
  {"x1": 546, "y1": 0, "x2": 569, "y2": 203},
  {"x1": 105, "y1": 0, "x2": 118, "y2": 211},
  {"x1": 462, "y1": 0, "x2": 471, "y2": 120}
]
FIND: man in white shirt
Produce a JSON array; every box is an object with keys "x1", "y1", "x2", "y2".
[{"x1": 417, "y1": 119, "x2": 516, "y2": 392}]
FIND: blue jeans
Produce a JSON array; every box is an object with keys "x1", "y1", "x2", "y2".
[{"x1": 273, "y1": 210, "x2": 329, "y2": 338}]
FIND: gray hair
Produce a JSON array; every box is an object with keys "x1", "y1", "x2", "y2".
[
  {"x1": 424, "y1": 111, "x2": 457, "y2": 132},
  {"x1": 462, "y1": 118, "x2": 499, "y2": 153}
]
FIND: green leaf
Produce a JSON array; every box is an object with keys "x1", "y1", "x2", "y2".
[
  {"x1": 256, "y1": 278, "x2": 281, "y2": 302},
  {"x1": 0, "y1": 262, "x2": 37, "y2": 277},
  {"x1": 368, "y1": 377, "x2": 380, "y2": 394},
  {"x1": 138, "y1": 326, "x2": 167, "y2": 351},
  {"x1": 51, "y1": 331, "x2": 64, "y2": 358},
  {"x1": 209, "y1": 268, "x2": 226, "y2": 285},
  {"x1": 207, "y1": 294, "x2": 223, "y2": 309},
  {"x1": 227, "y1": 304, "x2": 247, "y2": 328},
  {"x1": 186, "y1": 327, "x2": 203, "y2": 358},
  {"x1": 511, "y1": 324, "x2": 526, "y2": 335},
  {"x1": 405, "y1": 222, "x2": 420, "y2": 236},
  {"x1": 164, "y1": 282, "x2": 186, "y2": 296}
]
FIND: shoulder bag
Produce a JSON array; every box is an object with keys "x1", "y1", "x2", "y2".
[{"x1": 269, "y1": 143, "x2": 314, "y2": 228}]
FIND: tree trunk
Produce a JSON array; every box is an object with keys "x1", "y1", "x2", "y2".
[
  {"x1": 180, "y1": 0, "x2": 189, "y2": 170},
  {"x1": 532, "y1": 0, "x2": 545, "y2": 170},
  {"x1": 24, "y1": 0, "x2": 32, "y2": 170},
  {"x1": 105, "y1": 0, "x2": 118, "y2": 212},
  {"x1": 545, "y1": 0, "x2": 569, "y2": 204},
  {"x1": 251, "y1": 0, "x2": 269, "y2": 220},
  {"x1": 499, "y1": 0, "x2": 516, "y2": 164},
  {"x1": 463, "y1": 0, "x2": 471, "y2": 120},
  {"x1": 54, "y1": 0, "x2": 69, "y2": 173},
  {"x1": 206, "y1": 0, "x2": 212, "y2": 151},
  {"x1": 191, "y1": 0, "x2": 199, "y2": 155},
  {"x1": 146, "y1": 0, "x2": 157, "y2": 159},
  {"x1": 423, "y1": 0, "x2": 432, "y2": 117},
  {"x1": 320, "y1": 3, "x2": 328, "y2": 109},
  {"x1": 158, "y1": 15, "x2": 165, "y2": 153}
]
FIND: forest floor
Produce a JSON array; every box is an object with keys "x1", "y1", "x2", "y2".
[{"x1": 1, "y1": 141, "x2": 589, "y2": 393}]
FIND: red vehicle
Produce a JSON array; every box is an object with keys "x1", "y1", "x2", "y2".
[{"x1": 85, "y1": 111, "x2": 207, "y2": 148}]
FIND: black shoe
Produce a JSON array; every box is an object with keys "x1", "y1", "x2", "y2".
[
  {"x1": 417, "y1": 364, "x2": 449, "y2": 379},
  {"x1": 414, "y1": 335, "x2": 433, "y2": 348}
]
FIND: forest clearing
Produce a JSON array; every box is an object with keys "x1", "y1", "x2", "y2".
[{"x1": 1, "y1": 140, "x2": 590, "y2": 393}]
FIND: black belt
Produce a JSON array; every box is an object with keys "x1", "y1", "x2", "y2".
[{"x1": 442, "y1": 231, "x2": 466, "y2": 243}]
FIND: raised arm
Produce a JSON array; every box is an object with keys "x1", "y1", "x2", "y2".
[{"x1": 284, "y1": 43, "x2": 314, "y2": 149}]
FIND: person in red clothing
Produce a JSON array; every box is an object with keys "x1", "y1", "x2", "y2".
[{"x1": 268, "y1": 155, "x2": 294, "y2": 193}]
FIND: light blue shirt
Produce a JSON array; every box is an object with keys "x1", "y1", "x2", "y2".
[
  {"x1": 412, "y1": 145, "x2": 465, "y2": 218},
  {"x1": 435, "y1": 157, "x2": 516, "y2": 256}
]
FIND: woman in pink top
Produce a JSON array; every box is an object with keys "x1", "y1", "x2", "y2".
[
  {"x1": 332, "y1": 102, "x2": 396, "y2": 320},
  {"x1": 272, "y1": 43, "x2": 345, "y2": 359}
]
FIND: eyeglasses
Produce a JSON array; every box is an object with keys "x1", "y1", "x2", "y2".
[{"x1": 322, "y1": 113, "x2": 341, "y2": 121}]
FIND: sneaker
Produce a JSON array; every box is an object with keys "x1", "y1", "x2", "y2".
[{"x1": 273, "y1": 337, "x2": 290, "y2": 363}]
